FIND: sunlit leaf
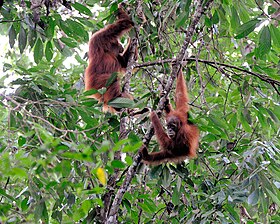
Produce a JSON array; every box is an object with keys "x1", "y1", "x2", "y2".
[
  {"x1": 107, "y1": 97, "x2": 135, "y2": 108},
  {"x1": 60, "y1": 37, "x2": 78, "y2": 48},
  {"x1": 18, "y1": 136, "x2": 26, "y2": 146},
  {"x1": 72, "y1": 2, "x2": 93, "y2": 16},
  {"x1": 111, "y1": 160, "x2": 126, "y2": 169},
  {"x1": 258, "y1": 26, "x2": 271, "y2": 55},
  {"x1": 235, "y1": 19, "x2": 259, "y2": 39},
  {"x1": 266, "y1": 189, "x2": 280, "y2": 207},
  {"x1": 230, "y1": 6, "x2": 240, "y2": 30},
  {"x1": 176, "y1": 13, "x2": 188, "y2": 28},
  {"x1": 96, "y1": 167, "x2": 107, "y2": 185},
  {"x1": 45, "y1": 17, "x2": 55, "y2": 38},
  {"x1": 270, "y1": 25, "x2": 280, "y2": 48}
]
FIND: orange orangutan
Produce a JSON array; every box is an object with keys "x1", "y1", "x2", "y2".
[
  {"x1": 84, "y1": 5, "x2": 136, "y2": 112},
  {"x1": 140, "y1": 70, "x2": 199, "y2": 165}
]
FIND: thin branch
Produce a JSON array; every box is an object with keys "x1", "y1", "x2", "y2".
[
  {"x1": 122, "y1": 38, "x2": 138, "y2": 93},
  {"x1": 103, "y1": 30, "x2": 138, "y2": 222},
  {"x1": 0, "y1": 19, "x2": 24, "y2": 23},
  {"x1": 0, "y1": 177, "x2": 10, "y2": 203},
  {"x1": 195, "y1": 38, "x2": 207, "y2": 106},
  {"x1": 135, "y1": 58, "x2": 280, "y2": 89}
]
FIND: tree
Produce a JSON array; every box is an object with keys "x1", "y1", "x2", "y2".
[{"x1": 0, "y1": 0, "x2": 279, "y2": 223}]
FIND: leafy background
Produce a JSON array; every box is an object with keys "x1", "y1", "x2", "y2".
[{"x1": 0, "y1": 0, "x2": 279, "y2": 223}]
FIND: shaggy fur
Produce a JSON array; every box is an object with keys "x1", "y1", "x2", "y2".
[{"x1": 141, "y1": 70, "x2": 199, "y2": 165}]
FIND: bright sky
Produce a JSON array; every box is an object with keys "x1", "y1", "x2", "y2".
[{"x1": 0, "y1": 35, "x2": 9, "y2": 73}]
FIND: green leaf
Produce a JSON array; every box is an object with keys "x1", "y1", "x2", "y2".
[
  {"x1": 257, "y1": 110, "x2": 267, "y2": 128},
  {"x1": 230, "y1": 6, "x2": 240, "y2": 30},
  {"x1": 163, "y1": 4, "x2": 177, "y2": 25},
  {"x1": 72, "y1": 2, "x2": 93, "y2": 16},
  {"x1": 45, "y1": 17, "x2": 55, "y2": 38},
  {"x1": 105, "y1": 72, "x2": 118, "y2": 87},
  {"x1": 28, "y1": 29, "x2": 37, "y2": 48},
  {"x1": 66, "y1": 20, "x2": 88, "y2": 42},
  {"x1": 109, "y1": 2, "x2": 118, "y2": 13},
  {"x1": 143, "y1": 4, "x2": 154, "y2": 22},
  {"x1": 61, "y1": 152, "x2": 91, "y2": 161},
  {"x1": 162, "y1": 166, "x2": 171, "y2": 187},
  {"x1": 237, "y1": 3, "x2": 250, "y2": 23},
  {"x1": 18, "y1": 136, "x2": 26, "y2": 146},
  {"x1": 172, "y1": 186, "x2": 180, "y2": 205},
  {"x1": 21, "y1": 198, "x2": 29, "y2": 211},
  {"x1": 149, "y1": 165, "x2": 162, "y2": 179},
  {"x1": 270, "y1": 25, "x2": 280, "y2": 48},
  {"x1": 111, "y1": 160, "x2": 126, "y2": 169},
  {"x1": 107, "y1": 97, "x2": 135, "y2": 109},
  {"x1": 185, "y1": 0, "x2": 191, "y2": 14},
  {"x1": 125, "y1": 156, "x2": 133, "y2": 165},
  {"x1": 225, "y1": 204, "x2": 239, "y2": 224},
  {"x1": 45, "y1": 41, "x2": 53, "y2": 61},
  {"x1": 258, "y1": 26, "x2": 271, "y2": 55},
  {"x1": 235, "y1": 19, "x2": 259, "y2": 39},
  {"x1": 83, "y1": 88, "x2": 98, "y2": 96},
  {"x1": 35, "y1": 200, "x2": 49, "y2": 223},
  {"x1": 212, "y1": 10, "x2": 219, "y2": 24},
  {"x1": 3, "y1": 63, "x2": 12, "y2": 72},
  {"x1": 266, "y1": 189, "x2": 280, "y2": 207},
  {"x1": 18, "y1": 25, "x2": 27, "y2": 53},
  {"x1": 205, "y1": 17, "x2": 212, "y2": 28},
  {"x1": 0, "y1": 188, "x2": 15, "y2": 202},
  {"x1": 34, "y1": 38, "x2": 44, "y2": 64},
  {"x1": 8, "y1": 25, "x2": 16, "y2": 48},
  {"x1": 11, "y1": 167, "x2": 27, "y2": 178},
  {"x1": 209, "y1": 115, "x2": 228, "y2": 130},
  {"x1": 239, "y1": 111, "x2": 252, "y2": 132},
  {"x1": 176, "y1": 14, "x2": 188, "y2": 28},
  {"x1": 229, "y1": 113, "x2": 238, "y2": 131},
  {"x1": 138, "y1": 202, "x2": 152, "y2": 213},
  {"x1": 60, "y1": 37, "x2": 78, "y2": 48},
  {"x1": 266, "y1": 108, "x2": 279, "y2": 123}
]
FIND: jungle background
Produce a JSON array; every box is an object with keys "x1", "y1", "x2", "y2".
[{"x1": 0, "y1": 0, "x2": 280, "y2": 223}]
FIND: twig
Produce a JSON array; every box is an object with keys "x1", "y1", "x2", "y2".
[
  {"x1": 135, "y1": 58, "x2": 280, "y2": 91},
  {"x1": 0, "y1": 19, "x2": 24, "y2": 23},
  {"x1": 0, "y1": 177, "x2": 10, "y2": 203},
  {"x1": 195, "y1": 38, "x2": 207, "y2": 106},
  {"x1": 122, "y1": 38, "x2": 138, "y2": 93},
  {"x1": 224, "y1": 81, "x2": 233, "y2": 115}
]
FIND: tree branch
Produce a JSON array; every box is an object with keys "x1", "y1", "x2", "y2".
[
  {"x1": 105, "y1": 1, "x2": 214, "y2": 223},
  {"x1": 103, "y1": 33, "x2": 138, "y2": 223},
  {"x1": 122, "y1": 38, "x2": 138, "y2": 93},
  {"x1": 135, "y1": 58, "x2": 280, "y2": 89}
]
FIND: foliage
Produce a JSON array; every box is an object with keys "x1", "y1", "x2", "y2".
[{"x1": 0, "y1": 0, "x2": 280, "y2": 223}]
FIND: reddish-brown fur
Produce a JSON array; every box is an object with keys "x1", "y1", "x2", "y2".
[
  {"x1": 140, "y1": 70, "x2": 199, "y2": 165},
  {"x1": 84, "y1": 6, "x2": 136, "y2": 113}
]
